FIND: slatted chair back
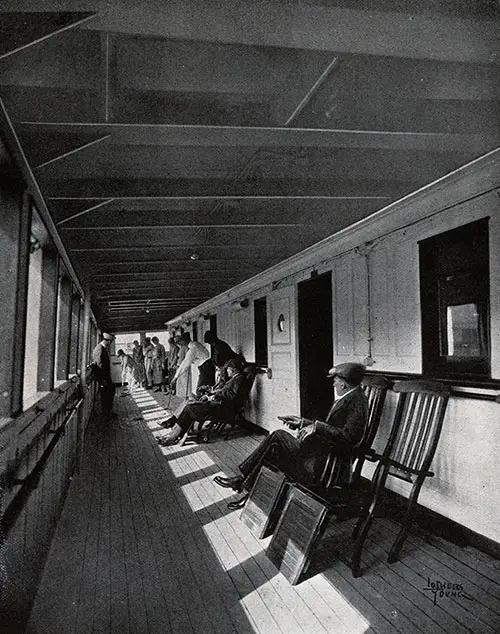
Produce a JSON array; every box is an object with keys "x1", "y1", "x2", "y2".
[
  {"x1": 384, "y1": 380, "x2": 450, "y2": 481},
  {"x1": 351, "y1": 379, "x2": 450, "y2": 576},
  {"x1": 353, "y1": 375, "x2": 389, "y2": 482},
  {"x1": 318, "y1": 375, "x2": 389, "y2": 492}
]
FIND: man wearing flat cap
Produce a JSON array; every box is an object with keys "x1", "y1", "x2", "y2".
[
  {"x1": 215, "y1": 362, "x2": 368, "y2": 509},
  {"x1": 91, "y1": 332, "x2": 116, "y2": 420}
]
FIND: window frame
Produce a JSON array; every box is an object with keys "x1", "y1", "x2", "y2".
[{"x1": 419, "y1": 218, "x2": 490, "y2": 380}]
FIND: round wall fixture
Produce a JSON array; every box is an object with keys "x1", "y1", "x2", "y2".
[{"x1": 277, "y1": 313, "x2": 286, "y2": 332}]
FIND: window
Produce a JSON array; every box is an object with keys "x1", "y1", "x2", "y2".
[
  {"x1": 419, "y1": 218, "x2": 490, "y2": 379},
  {"x1": 116, "y1": 332, "x2": 140, "y2": 353},
  {"x1": 254, "y1": 297, "x2": 268, "y2": 367}
]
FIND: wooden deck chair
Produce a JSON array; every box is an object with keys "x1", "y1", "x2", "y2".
[
  {"x1": 316, "y1": 375, "x2": 389, "y2": 500},
  {"x1": 178, "y1": 363, "x2": 257, "y2": 445},
  {"x1": 200, "y1": 363, "x2": 257, "y2": 442},
  {"x1": 351, "y1": 379, "x2": 450, "y2": 577},
  {"x1": 262, "y1": 376, "x2": 389, "y2": 584}
]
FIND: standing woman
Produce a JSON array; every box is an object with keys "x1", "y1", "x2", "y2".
[
  {"x1": 165, "y1": 337, "x2": 179, "y2": 393},
  {"x1": 151, "y1": 336, "x2": 166, "y2": 392},
  {"x1": 132, "y1": 340, "x2": 146, "y2": 386},
  {"x1": 117, "y1": 349, "x2": 141, "y2": 392},
  {"x1": 143, "y1": 337, "x2": 154, "y2": 389}
]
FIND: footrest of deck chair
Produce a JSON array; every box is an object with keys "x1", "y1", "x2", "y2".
[
  {"x1": 240, "y1": 466, "x2": 288, "y2": 539},
  {"x1": 265, "y1": 484, "x2": 329, "y2": 585}
]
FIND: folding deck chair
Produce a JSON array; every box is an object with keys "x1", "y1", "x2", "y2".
[
  {"x1": 255, "y1": 375, "x2": 389, "y2": 583},
  {"x1": 351, "y1": 379, "x2": 450, "y2": 577},
  {"x1": 178, "y1": 363, "x2": 257, "y2": 445}
]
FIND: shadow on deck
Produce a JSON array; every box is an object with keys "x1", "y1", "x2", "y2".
[{"x1": 27, "y1": 387, "x2": 500, "y2": 634}]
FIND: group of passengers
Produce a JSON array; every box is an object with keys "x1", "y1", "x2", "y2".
[{"x1": 94, "y1": 331, "x2": 368, "y2": 513}]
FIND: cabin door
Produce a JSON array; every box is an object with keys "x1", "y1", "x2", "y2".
[
  {"x1": 267, "y1": 284, "x2": 299, "y2": 417},
  {"x1": 298, "y1": 273, "x2": 333, "y2": 420}
]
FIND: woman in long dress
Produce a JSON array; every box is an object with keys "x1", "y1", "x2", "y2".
[
  {"x1": 117, "y1": 349, "x2": 141, "y2": 392},
  {"x1": 151, "y1": 336, "x2": 166, "y2": 391}
]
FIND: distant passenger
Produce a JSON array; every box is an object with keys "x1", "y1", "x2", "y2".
[
  {"x1": 157, "y1": 357, "x2": 247, "y2": 446},
  {"x1": 151, "y1": 336, "x2": 166, "y2": 392},
  {"x1": 214, "y1": 362, "x2": 368, "y2": 509},
  {"x1": 131, "y1": 340, "x2": 146, "y2": 385},
  {"x1": 91, "y1": 332, "x2": 116, "y2": 420},
  {"x1": 117, "y1": 349, "x2": 140, "y2": 392},
  {"x1": 143, "y1": 337, "x2": 154, "y2": 389},
  {"x1": 169, "y1": 332, "x2": 212, "y2": 394},
  {"x1": 203, "y1": 330, "x2": 240, "y2": 388},
  {"x1": 165, "y1": 337, "x2": 179, "y2": 392}
]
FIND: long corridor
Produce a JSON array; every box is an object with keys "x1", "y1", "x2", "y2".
[{"x1": 26, "y1": 388, "x2": 500, "y2": 634}]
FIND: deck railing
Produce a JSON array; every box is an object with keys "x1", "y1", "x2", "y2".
[{"x1": 0, "y1": 377, "x2": 97, "y2": 633}]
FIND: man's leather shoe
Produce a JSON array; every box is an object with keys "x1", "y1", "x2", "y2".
[
  {"x1": 227, "y1": 494, "x2": 249, "y2": 510},
  {"x1": 160, "y1": 415, "x2": 177, "y2": 428},
  {"x1": 157, "y1": 433, "x2": 179, "y2": 446},
  {"x1": 213, "y1": 475, "x2": 244, "y2": 493}
]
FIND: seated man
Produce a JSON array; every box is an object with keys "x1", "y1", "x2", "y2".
[
  {"x1": 157, "y1": 357, "x2": 248, "y2": 446},
  {"x1": 214, "y1": 362, "x2": 368, "y2": 509}
]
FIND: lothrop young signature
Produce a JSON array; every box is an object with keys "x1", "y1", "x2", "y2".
[{"x1": 423, "y1": 577, "x2": 474, "y2": 605}]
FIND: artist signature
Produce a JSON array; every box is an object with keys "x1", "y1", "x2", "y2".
[{"x1": 423, "y1": 577, "x2": 474, "y2": 605}]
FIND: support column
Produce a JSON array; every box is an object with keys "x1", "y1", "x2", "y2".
[
  {"x1": 37, "y1": 247, "x2": 59, "y2": 392},
  {"x1": 0, "y1": 186, "x2": 30, "y2": 418},
  {"x1": 55, "y1": 276, "x2": 72, "y2": 382},
  {"x1": 69, "y1": 291, "x2": 81, "y2": 375},
  {"x1": 80, "y1": 290, "x2": 91, "y2": 387}
]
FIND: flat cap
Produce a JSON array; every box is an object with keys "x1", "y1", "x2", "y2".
[
  {"x1": 327, "y1": 362, "x2": 365, "y2": 386},
  {"x1": 102, "y1": 332, "x2": 114, "y2": 341}
]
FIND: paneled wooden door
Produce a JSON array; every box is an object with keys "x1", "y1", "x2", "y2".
[{"x1": 267, "y1": 284, "x2": 299, "y2": 419}]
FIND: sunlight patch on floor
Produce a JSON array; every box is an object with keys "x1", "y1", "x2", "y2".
[{"x1": 169, "y1": 452, "x2": 215, "y2": 477}]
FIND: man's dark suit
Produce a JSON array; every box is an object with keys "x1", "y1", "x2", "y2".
[
  {"x1": 238, "y1": 386, "x2": 368, "y2": 491},
  {"x1": 175, "y1": 370, "x2": 246, "y2": 433}
]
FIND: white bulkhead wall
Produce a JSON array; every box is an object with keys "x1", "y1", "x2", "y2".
[
  {"x1": 176, "y1": 152, "x2": 500, "y2": 542},
  {"x1": 330, "y1": 190, "x2": 500, "y2": 544}
]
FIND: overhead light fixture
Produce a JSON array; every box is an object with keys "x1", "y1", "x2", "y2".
[
  {"x1": 190, "y1": 252, "x2": 200, "y2": 261},
  {"x1": 29, "y1": 234, "x2": 42, "y2": 253}
]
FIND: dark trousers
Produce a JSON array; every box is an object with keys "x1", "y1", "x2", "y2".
[
  {"x1": 176, "y1": 400, "x2": 222, "y2": 433},
  {"x1": 100, "y1": 382, "x2": 115, "y2": 417},
  {"x1": 239, "y1": 429, "x2": 317, "y2": 491}
]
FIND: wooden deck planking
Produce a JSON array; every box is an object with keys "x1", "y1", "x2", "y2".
[
  {"x1": 370, "y1": 520, "x2": 500, "y2": 629},
  {"x1": 375, "y1": 519, "x2": 500, "y2": 631},
  {"x1": 182, "y1": 439, "x2": 371, "y2": 634},
  {"x1": 27, "y1": 388, "x2": 500, "y2": 634},
  {"x1": 181, "y1": 448, "x2": 310, "y2": 634}
]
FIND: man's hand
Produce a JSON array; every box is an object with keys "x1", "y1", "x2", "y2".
[{"x1": 298, "y1": 423, "x2": 316, "y2": 443}]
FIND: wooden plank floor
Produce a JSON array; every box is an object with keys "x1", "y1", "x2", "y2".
[{"x1": 27, "y1": 387, "x2": 500, "y2": 634}]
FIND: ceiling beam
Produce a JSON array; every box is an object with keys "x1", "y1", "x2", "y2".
[
  {"x1": 42, "y1": 177, "x2": 395, "y2": 200},
  {"x1": 34, "y1": 134, "x2": 110, "y2": 170},
  {"x1": 60, "y1": 222, "x2": 303, "y2": 230},
  {"x1": 0, "y1": 11, "x2": 96, "y2": 60},
  {"x1": 5, "y1": 0, "x2": 495, "y2": 64},
  {"x1": 18, "y1": 122, "x2": 497, "y2": 153}
]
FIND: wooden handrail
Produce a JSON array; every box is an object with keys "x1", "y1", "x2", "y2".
[{"x1": 1, "y1": 386, "x2": 84, "y2": 538}]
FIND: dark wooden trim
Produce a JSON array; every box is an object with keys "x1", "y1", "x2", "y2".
[
  {"x1": 0, "y1": 182, "x2": 25, "y2": 418},
  {"x1": 11, "y1": 192, "x2": 32, "y2": 416},
  {"x1": 365, "y1": 370, "x2": 500, "y2": 402},
  {"x1": 69, "y1": 292, "x2": 81, "y2": 375},
  {"x1": 55, "y1": 276, "x2": 72, "y2": 381},
  {"x1": 37, "y1": 247, "x2": 59, "y2": 392}
]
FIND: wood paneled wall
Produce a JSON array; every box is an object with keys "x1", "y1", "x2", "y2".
[{"x1": 0, "y1": 378, "x2": 98, "y2": 634}]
